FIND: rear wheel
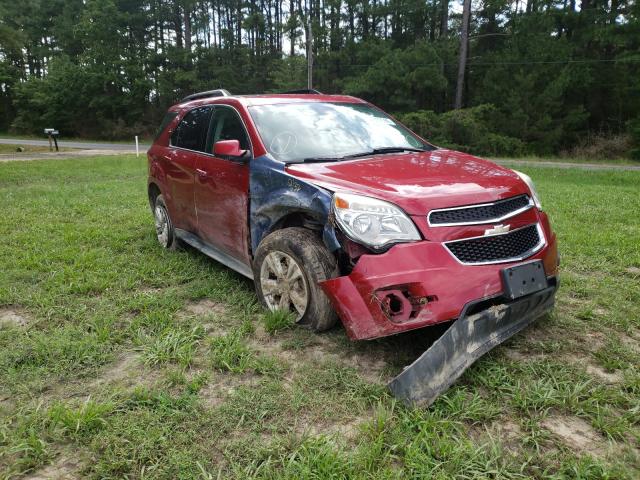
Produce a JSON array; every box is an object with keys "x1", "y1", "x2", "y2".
[
  {"x1": 254, "y1": 227, "x2": 338, "y2": 332},
  {"x1": 153, "y1": 194, "x2": 179, "y2": 250}
]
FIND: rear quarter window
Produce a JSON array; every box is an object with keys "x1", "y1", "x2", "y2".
[{"x1": 154, "y1": 111, "x2": 178, "y2": 142}]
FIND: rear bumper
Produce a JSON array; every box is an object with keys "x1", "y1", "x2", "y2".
[{"x1": 319, "y1": 228, "x2": 558, "y2": 341}]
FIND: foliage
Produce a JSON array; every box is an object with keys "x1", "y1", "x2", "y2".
[
  {"x1": 0, "y1": 1, "x2": 638, "y2": 156},
  {"x1": 628, "y1": 118, "x2": 640, "y2": 160},
  {"x1": 399, "y1": 105, "x2": 525, "y2": 156}
]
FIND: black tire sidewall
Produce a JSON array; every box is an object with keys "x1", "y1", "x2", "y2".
[{"x1": 253, "y1": 228, "x2": 338, "y2": 331}]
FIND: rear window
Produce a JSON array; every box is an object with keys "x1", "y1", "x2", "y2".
[
  {"x1": 154, "y1": 111, "x2": 178, "y2": 141},
  {"x1": 171, "y1": 106, "x2": 213, "y2": 152}
]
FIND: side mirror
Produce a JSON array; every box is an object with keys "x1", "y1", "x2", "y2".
[{"x1": 213, "y1": 140, "x2": 248, "y2": 161}]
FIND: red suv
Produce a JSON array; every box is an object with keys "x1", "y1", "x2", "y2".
[{"x1": 148, "y1": 89, "x2": 559, "y2": 405}]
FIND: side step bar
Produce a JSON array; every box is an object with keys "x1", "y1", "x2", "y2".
[
  {"x1": 175, "y1": 229, "x2": 254, "y2": 279},
  {"x1": 388, "y1": 283, "x2": 558, "y2": 407}
]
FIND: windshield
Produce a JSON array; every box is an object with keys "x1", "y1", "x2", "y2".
[{"x1": 248, "y1": 102, "x2": 432, "y2": 163}]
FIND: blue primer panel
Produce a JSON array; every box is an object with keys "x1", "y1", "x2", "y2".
[{"x1": 249, "y1": 154, "x2": 341, "y2": 255}]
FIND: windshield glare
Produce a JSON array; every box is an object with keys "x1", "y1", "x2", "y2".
[{"x1": 248, "y1": 102, "x2": 429, "y2": 162}]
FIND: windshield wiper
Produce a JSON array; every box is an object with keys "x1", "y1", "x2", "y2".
[
  {"x1": 299, "y1": 147, "x2": 426, "y2": 163},
  {"x1": 300, "y1": 156, "x2": 344, "y2": 163},
  {"x1": 346, "y1": 147, "x2": 427, "y2": 158}
]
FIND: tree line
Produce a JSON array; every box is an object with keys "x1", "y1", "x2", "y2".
[{"x1": 0, "y1": 0, "x2": 639, "y2": 157}]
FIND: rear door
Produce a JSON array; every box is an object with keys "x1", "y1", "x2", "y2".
[
  {"x1": 194, "y1": 105, "x2": 251, "y2": 263},
  {"x1": 165, "y1": 106, "x2": 213, "y2": 231}
]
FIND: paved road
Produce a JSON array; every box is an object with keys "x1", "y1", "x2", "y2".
[{"x1": 0, "y1": 138, "x2": 150, "y2": 151}]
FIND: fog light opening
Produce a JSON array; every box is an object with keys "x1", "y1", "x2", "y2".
[{"x1": 387, "y1": 293, "x2": 404, "y2": 316}]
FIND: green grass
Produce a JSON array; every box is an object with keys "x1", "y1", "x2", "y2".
[
  {"x1": 493, "y1": 155, "x2": 640, "y2": 166},
  {"x1": 263, "y1": 309, "x2": 296, "y2": 334},
  {"x1": 0, "y1": 155, "x2": 639, "y2": 478}
]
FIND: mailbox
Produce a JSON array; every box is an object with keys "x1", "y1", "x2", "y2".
[{"x1": 44, "y1": 128, "x2": 60, "y2": 151}]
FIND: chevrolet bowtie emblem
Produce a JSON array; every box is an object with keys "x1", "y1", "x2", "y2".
[{"x1": 484, "y1": 224, "x2": 511, "y2": 236}]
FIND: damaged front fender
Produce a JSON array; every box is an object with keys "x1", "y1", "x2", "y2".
[{"x1": 249, "y1": 155, "x2": 341, "y2": 253}]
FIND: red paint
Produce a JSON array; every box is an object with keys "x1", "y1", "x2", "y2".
[
  {"x1": 194, "y1": 152, "x2": 250, "y2": 263},
  {"x1": 286, "y1": 149, "x2": 527, "y2": 214},
  {"x1": 213, "y1": 139, "x2": 246, "y2": 157},
  {"x1": 321, "y1": 212, "x2": 558, "y2": 340}
]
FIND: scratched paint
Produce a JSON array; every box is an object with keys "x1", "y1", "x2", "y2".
[{"x1": 249, "y1": 154, "x2": 341, "y2": 254}]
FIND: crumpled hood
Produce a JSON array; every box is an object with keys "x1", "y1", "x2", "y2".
[{"x1": 286, "y1": 149, "x2": 529, "y2": 215}]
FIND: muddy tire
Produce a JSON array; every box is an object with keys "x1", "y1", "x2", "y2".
[
  {"x1": 253, "y1": 227, "x2": 339, "y2": 332},
  {"x1": 153, "y1": 194, "x2": 179, "y2": 250}
]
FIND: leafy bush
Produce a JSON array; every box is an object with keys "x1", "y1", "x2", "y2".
[
  {"x1": 567, "y1": 133, "x2": 632, "y2": 160},
  {"x1": 628, "y1": 118, "x2": 640, "y2": 160},
  {"x1": 398, "y1": 104, "x2": 524, "y2": 157}
]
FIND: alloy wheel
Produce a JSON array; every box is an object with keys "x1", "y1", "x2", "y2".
[{"x1": 259, "y1": 250, "x2": 309, "y2": 320}]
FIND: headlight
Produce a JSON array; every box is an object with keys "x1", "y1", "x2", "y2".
[
  {"x1": 333, "y1": 193, "x2": 420, "y2": 248},
  {"x1": 513, "y1": 170, "x2": 542, "y2": 210}
]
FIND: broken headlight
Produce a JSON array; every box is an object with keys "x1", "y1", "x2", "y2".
[{"x1": 333, "y1": 193, "x2": 420, "y2": 249}]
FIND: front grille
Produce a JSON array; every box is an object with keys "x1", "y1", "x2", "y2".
[
  {"x1": 429, "y1": 195, "x2": 531, "y2": 226},
  {"x1": 445, "y1": 224, "x2": 543, "y2": 264}
]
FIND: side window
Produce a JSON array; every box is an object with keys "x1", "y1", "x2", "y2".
[
  {"x1": 154, "y1": 111, "x2": 178, "y2": 142},
  {"x1": 211, "y1": 107, "x2": 250, "y2": 151},
  {"x1": 171, "y1": 106, "x2": 212, "y2": 152}
]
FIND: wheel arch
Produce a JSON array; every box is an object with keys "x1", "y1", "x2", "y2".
[
  {"x1": 148, "y1": 182, "x2": 161, "y2": 209},
  {"x1": 249, "y1": 155, "x2": 342, "y2": 257}
]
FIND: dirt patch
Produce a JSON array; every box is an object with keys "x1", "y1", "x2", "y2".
[
  {"x1": 620, "y1": 335, "x2": 640, "y2": 355},
  {"x1": 473, "y1": 419, "x2": 524, "y2": 454},
  {"x1": 541, "y1": 415, "x2": 606, "y2": 457},
  {"x1": 0, "y1": 306, "x2": 30, "y2": 328},
  {"x1": 575, "y1": 331, "x2": 607, "y2": 353},
  {"x1": 585, "y1": 364, "x2": 622, "y2": 384},
  {"x1": 138, "y1": 286, "x2": 165, "y2": 295},
  {"x1": 249, "y1": 326, "x2": 387, "y2": 384},
  {"x1": 295, "y1": 415, "x2": 365, "y2": 442},
  {"x1": 624, "y1": 266, "x2": 640, "y2": 276},
  {"x1": 24, "y1": 455, "x2": 81, "y2": 480},
  {"x1": 87, "y1": 352, "x2": 151, "y2": 390},
  {"x1": 503, "y1": 348, "x2": 545, "y2": 362},
  {"x1": 182, "y1": 299, "x2": 228, "y2": 317},
  {"x1": 199, "y1": 372, "x2": 261, "y2": 409},
  {"x1": 178, "y1": 299, "x2": 231, "y2": 336}
]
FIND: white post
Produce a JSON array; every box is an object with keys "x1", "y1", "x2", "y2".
[{"x1": 135, "y1": 136, "x2": 139, "y2": 157}]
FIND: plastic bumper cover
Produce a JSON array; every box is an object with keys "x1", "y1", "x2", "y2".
[
  {"x1": 388, "y1": 280, "x2": 558, "y2": 407},
  {"x1": 319, "y1": 233, "x2": 558, "y2": 341}
]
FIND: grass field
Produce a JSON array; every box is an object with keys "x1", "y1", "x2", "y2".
[{"x1": 0, "y1": 155, "x2": 639, "y2": 479}]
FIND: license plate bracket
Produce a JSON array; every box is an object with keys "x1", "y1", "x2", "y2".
[{"x1": 501, "y1": 260, "x2": 547, "y2": 300}]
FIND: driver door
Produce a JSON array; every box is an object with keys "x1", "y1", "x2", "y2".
[{"x1": 194, "y1": 105, "x2": 251, "y2": 264}]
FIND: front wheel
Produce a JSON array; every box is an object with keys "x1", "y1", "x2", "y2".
[{"x1": 253, "y1": 228, "x2": 338, "y2": 332}]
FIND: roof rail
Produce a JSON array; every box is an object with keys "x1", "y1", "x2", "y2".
[
  {"x1": 181, "y1": 89, "x2": 231, "y2": 102},
  {"x1": 281, "y1": 89, "x2": 322, "y2": 94}
]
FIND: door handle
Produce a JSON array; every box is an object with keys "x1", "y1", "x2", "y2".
[{"x1": 196, "y1": 168, "x2": 207, "y2": 177}]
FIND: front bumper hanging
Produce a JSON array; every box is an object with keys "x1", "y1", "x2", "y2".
[{"x1": 388, "y1": 280, "x2": 558, "y2": 407}]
